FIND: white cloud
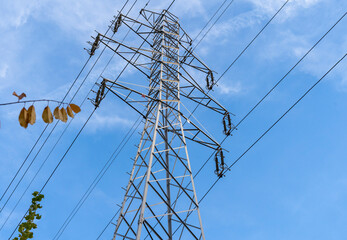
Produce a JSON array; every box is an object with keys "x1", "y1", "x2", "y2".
[
  {"x1": 218, "y1": 81, "x2": 244, "y2": 95},
  {"x1": 154, "y1": 0, "x2": 206, "y2": 17},
  {"x1": 258, "y1": 29, "x2": 310, "y2": 61},
  {"x1": 72, "y1": 107, "x2": 135, "y2": 133},
  {"x1": 88, "y1": 112, "x2": 134, "y2": 131},
  {"x1": 0, "y1": 0, "x2": 41, "y2": 29},
  {"x1": 173, "y1": 0, "x2": 206, "y2": 16},
  {"x1": 198, "y1": 0, "x2": 325, "y2": 48},
  {"x1": 299, "y1": 45, "x2": 347, "y2": 91},
  {"x1": 0, "y1": 0, "x2": 124, "y2": 39},
  {"x1": 0, "y1": 64, "x2": 9, "y2": 78},
  {"x1": 204, "y1": 9, "x2": 265, "y2": 43},
  {"x1": 247, "y1": 0, "x2": 323, "y2": 19}
]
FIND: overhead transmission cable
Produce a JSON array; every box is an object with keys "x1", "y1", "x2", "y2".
[
  {"x1": 50, "y1": 0, "x2": 179, "y2": 238},
  {"x1": 193, "y1": 0, "x2": 235, "y2": 51},
  {"x1": 52, "y1": 2, "x2": 154, "y2": 240},
  {"x1": 129, "y1": 5, "x2": 345, "y2": 238},
  {"x1": 92, "y1": 0, "x2": 241, "y2": 237},
  {"x1": 0, "y1": 0, "x2": 132, "y2": 213},
  {"x1": 0, "y1": 56, "x2": 91, "y2": 205},
  {"x1": 159, "y1": 9, "x2": 347, "y2": 234},
  {"x1": 191, "y1": 0, "x2": 229, "y2": 43},
  {"x1": 90, "y1": 0, "x2": 258, "y2": 235},
  {"x1": 177, "y1": 0, "x2": 292, "y2": 193},
  {"x1": 214, "y1": 0, "x2": 290, "y2": 85},
  {"x1": 50, "y1": 0, "x2": 184, "y2": 238},
  {"x1": 169, "y1": 53, "x2": 347, "y2": 235},
  {"x1": 7, "y1": 0, "x2": 167, "y2": 238},
  {"x1": 0, "y1": 0, "x2": 133, "y2": 223},
  {"x1": 193, "y1": 10, "x2": 347, "y2": 180},
  {"x1": 7, "y1": 108, "x2": 96, "y2": 239},
  {"x1": 3, "y1": 0, "x2": 136, "y2": 235},
  {"x1": 53, "y1": 117, "x2": 143, "y2": 240},
  {"x1": 199, "y1": 53, "x2": 347, "y2": 203},
  {"x1": 35, "y1": 0, "x2": 340, "y2": 237}
]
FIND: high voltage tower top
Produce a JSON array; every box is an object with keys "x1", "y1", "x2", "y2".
[{"x1": 88, "y1": 8, "x2": 234, "y2": 240}]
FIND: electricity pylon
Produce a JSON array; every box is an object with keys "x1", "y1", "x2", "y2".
[{"x1": 90, "y1": 9, "x2": 234, "y2": 240}]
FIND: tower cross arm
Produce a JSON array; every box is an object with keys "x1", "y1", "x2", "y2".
[{"x1": 102, "y1": 78, "x2": 223, "y2": 150}]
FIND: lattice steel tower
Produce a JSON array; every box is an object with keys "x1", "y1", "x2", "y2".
[{"x1": 90, "y1": 8, "x2": 233, "y2": 240}]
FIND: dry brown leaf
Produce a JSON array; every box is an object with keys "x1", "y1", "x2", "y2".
[
  {"x1": 69, "y1": 104, "x2": 81, "y2": 114},
  {"x1": 19, "y1": 107, "x2": 28, "y2": 128},
  {"x1": 53, "y1": 106, "x2": 62, "y2": 120},
  {"x1": 42, "y1": 106, "x2": 53, "y2": 124},
  {"x1": 60, "y1": 108, "x2": 68, "y2": 122},
  {"x1": 66, "y1": 106, "x2": 74, "y2": 118},
  {"x1": 27, "y1": 105, "x2": 36, "y2": 125}
]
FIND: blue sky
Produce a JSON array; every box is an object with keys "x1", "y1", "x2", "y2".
[{"x1": 0, "y1": 0, "x2": 346, "y2": 239}]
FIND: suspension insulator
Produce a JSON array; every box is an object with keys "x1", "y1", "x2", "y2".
[
  {"x1": 95, "y1": 89, "x2": 101, "y2": 106},
  {"x1": 227, "y1": 113, "x2": 232, "y2": 129},
  {"x1": 214, "y1": 148, "x2": 225, "y2": 178},
  {"x1": 220, "y1": 149, "x2": 224, "y2": 167},
  {"x1": 94, "y1": 80, "x2": 106, "y2": 108},
  {"x1": 214, "y1": 154, "x2": 219, "y2": 176},
  {"x1": 100, "y1": 79, "x2": 105, "y2": 97},
  {"x1": 223, "y1": 118, "x2": 228, "y2": 135},
  {"x1": 91, "y1": 34, "x2": 100, "y2": 56},
  {"x1": 222, "y1": 112, "x2": 234, "y2": 136},
  {"x1": 206, "y1": 71, "x2": 214, "y2": 90},
  {"x1": 85, "y1": 33, "x2": 101, "y2": 56},
  {"x1": 113, "y1": 15, "x2": 122, "y2": 33}
]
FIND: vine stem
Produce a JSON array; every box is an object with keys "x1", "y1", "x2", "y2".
[{"x1": 0, "y1": 99, "x2": 71, "y2": 107}]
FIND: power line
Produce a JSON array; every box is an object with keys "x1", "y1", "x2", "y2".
[
  {"x1": 93, "y1": 0, "x2": 285, "y2": 237},
  {"x1": 3, "y1": 0, "x2": 135, "y2": 235},
  {"x1": 193, "y1": 0, "x2": 235, "y2": 51},
  {"x1": 52, "y1": 1, "x2": 186, "y2": 237},
  {"x1": 96, "y1": 210, "x2": 120, "y2": 239},
  {"x1": 176, "y1": 0, "x2": 292, "y2": 183},
  {"x1": 214, "y1": 0, "x2": 290, "y2": 85},
  {"x1": 53, "y1": 117, "x2": 143, "y2": 240},
  {"x1": 182, "y1": 0, "x2": 291, "y2": 141},
  {"x1": 0, "y1": 118, "x2": 72, "y2": 232},
  {"x1": 225, "y1": 11, "x2": 347, "y2": 127},
  {"x1": 7, "y1": 0, "x2": 165, "y2": 238},
  {"x1": 7, "y1": 109, "x2": 96, "y2": 240},
  {"x1": 0, "y1": 6, "x2": 121, "y2": 210},
  {"x1": 191, "y1": 0, "x2": 229, "y2": 43},
  {"x1": 0, "y1": 0, "x2": 131, "y2": 218},
  {"x1": 134, "y1": 6, "x2": 345, "y2": 237},
  {"x1": 171, "y1": 53, "x2": 347, "y2": 235},
  {"x1": 91, "y1": 0, "x2": 234, "y2": 237},
  {"x1": 0, "y1": 55, "x2": 91, "y2": 207},
  {"x1": 199, "y1": 53, "x2": 347, "y2": 203},
  {"x1": 194, "y1": 10, "x2": 347, "y2": 182},
  {"x1": 52, "y1": 0, "x2": 156, "y2": 236}
]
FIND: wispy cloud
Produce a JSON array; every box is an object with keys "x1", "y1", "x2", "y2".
[
  {"x1": 0, "y1": 64, "x2": 9, "y2": 79},
  {"x1": 247, "y1": 0, "x2": 323, "y2": 20},
  {"x1": 217, "y1": 81, "x2": 244, "y2": 95},
  {"x1": 258, "y1": 29, "x2": 310, "y2": 61},
  {"x1": 71, "y1": 102, "x2": 136, "y2": 133},
  {"x1": 0, "y1": 0, "x2": 41, "y2": 29},
  {"x1": 197, "y1": 0, "x2": 324, "y2": 49},
  {"x1": 86, "y1": 112, "x2": 135, "y2": 132},
  {"x1": 155, "y1": 0, "x2": 206, "y2": 17}
]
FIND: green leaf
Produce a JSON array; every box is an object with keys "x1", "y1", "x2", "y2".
[{"x1": 13, "y1": 191, "x2": 44, "y2": 240}]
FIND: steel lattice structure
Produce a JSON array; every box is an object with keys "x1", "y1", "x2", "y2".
[{"x1": 89, "y1": 8, "x2": 234, "y2": 240}]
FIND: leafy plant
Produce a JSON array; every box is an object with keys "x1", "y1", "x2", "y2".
[{"x1": 13, "y1": 191, "x2": 44, "y2": 240}]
